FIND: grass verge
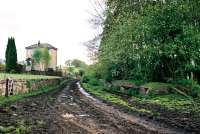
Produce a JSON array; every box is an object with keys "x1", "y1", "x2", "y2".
[
  {"x1": 81, "y1": 83, "x2": 154, "y2": 115},
  {"x1": 81, "y1": 81, "x2": 200, "y2": 117},
  {"x1": 0, "y1": 73, "x2": 60, "y2": 80},
  {"x1": 81, "y1": 78, "x2": 200, "y2": 131}
]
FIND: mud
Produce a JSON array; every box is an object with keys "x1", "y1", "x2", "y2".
[{"x1": 0, "y1": 80, "x2": 193, "y2": 134}]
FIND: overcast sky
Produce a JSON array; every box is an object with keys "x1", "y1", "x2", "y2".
[{"x1": 0, "y1": 0, "x2": 101, "y2": 65}]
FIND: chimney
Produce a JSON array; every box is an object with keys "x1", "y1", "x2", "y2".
[{"x1": 38, "y1": 40, "x2": 40, "y2": 46}]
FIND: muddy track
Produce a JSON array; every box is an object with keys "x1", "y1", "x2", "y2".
[{"x1": 0, "y1": 80, "x2": 191, "y2": 134}]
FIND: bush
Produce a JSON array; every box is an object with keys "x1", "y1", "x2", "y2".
[
  {"x1": 79, "y1": 69, "x2": 85, "y2": 77},
  {"x1": 176, "y1": 79, "x2": 200, "y2": 97},
  {"x1": 109, "y1": 86, "x2": 120, "y2": 93},
  {"x1": 130, "y1": 69, "x2": 144, "y2": 81},
  {"x1": 127, "y1": 88, "x2": 139, "y2": 96},
  {"x1": 0, "y1": 64, "x2": 5, "y2": 72},
  {"x1": 88, "y1": 78, "x2": 99, "y2": 86},
  {"x1": 82, "y1": 75, "x2": 90, "y2": 83},
  {"x1": 189, "y1": 85, "x2": 200, "y2": 98},
  {"x1": 176, "y1": 79, "x2": 195, "y2": 88},
  {"x1": 132, "y1": 80, "x2": 145, "y2": 86},
  {"x1": 10, "y1": 69, "x2": 17, "y2": 74},
  {"x1": 16, "y1": 64, "x2": 24, "y2": 73}
]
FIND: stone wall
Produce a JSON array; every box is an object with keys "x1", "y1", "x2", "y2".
[{"x1": 0, "y1": 78, "x2": 61, "y2": 96}]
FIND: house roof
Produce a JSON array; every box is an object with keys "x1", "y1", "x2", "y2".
[{"x1": 26, "y1": 42, "x2": 57, "y2": 50}]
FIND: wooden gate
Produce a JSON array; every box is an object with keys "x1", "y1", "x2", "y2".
[{"x1": 5, "y1": 78, "x2": 14, "y2": 97}]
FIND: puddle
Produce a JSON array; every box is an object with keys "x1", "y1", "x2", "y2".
[
  {"x1": 77, "y1": 114, "x2": 90, "y2": 117},
  {"x1": 61, "y1": 96, "x2": 68, "y2": 98},
  {"x1": 69, "y1": 103, "x2": 77, "y2": 106},
  {"x1": 62, "y1": 113, "x2": 74, "y2": 119},
  {"x1": 77, "y1": 82, "x2": 101, "y2": 103}
]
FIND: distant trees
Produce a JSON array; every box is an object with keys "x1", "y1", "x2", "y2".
[
  {"x1": 71, "y1": 59, "x2": 87, "y2": 68},
  {"x1": 5, "y1": 37, "x2": 18, "y2": 72},
  {"x1": 64, "y1": 59, "x2": 88, "y2": 77},
  {"x1": 65, "y1": 60, "x2": 72, "y2": 67}
]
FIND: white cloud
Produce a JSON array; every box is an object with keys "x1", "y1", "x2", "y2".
[{"x1": 0, "y1": 0, "x2": 99, "y2": 65}]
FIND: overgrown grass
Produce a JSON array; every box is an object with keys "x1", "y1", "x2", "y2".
[
  {"x1": 112, "y1": 80, "x2": 145, "y2": 86},
  {"x1": 134, "y1": 94, "x2": 197, "y2": 111},
  {"x1": 144, "y1": 82, "x2": 174, "y2": 89},
  {"x1": 0, "y1": 73, "x2": 60, "y2": 80},
  {"x1": 82, "y1": 81, "x2": 200, "y2": 117},
  {"x1": 0, "y1": 79, "x2": 69, "y2": 106},
  {"x1": 82, "y1": 83, "x2": 154, "y2": 115}
]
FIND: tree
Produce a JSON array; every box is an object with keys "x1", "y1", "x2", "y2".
[
  {"x1": 32, "y1": 48, "x2": 51, "y2": 71},
  {"x1": 84, "y1": 35, "x2": 101, "y2": 63},
  {"x1": 71, "y1": 59, "x2": 87, "y2": 68},
  {"x1": 96, "y1": 0, "x2": 200, "y2": 82},
  {"x1": 42, "y1": 48, "x2": 51, "y2": 70},
  {"x1": 32, "y1": 49, "x2": 42, "y2": 71},
  {"x1": 5, "y1": 37, "x2": 18, "y2": 72},
  {"x1": 65, "y1": 60, "x2": 72, "y2": 67}
]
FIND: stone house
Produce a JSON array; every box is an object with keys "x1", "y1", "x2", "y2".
[{"x1": 25, "y1": 41, "x2": 57, "y2": 71}]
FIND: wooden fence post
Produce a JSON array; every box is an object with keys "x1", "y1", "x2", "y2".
[
  {"x1": 10, "y1": 79, "x2": 14, "y2": 95},
  {"x1": 5, "y1": 78, "x2": 9, "y2": 97}
]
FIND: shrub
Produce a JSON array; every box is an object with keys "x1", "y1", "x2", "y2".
[
  {"x1": 176, "y1": 79, "x2": 200, "y2": 97},
  {"x1": 133, "y1": 80, "x2": 145, "y2": 86},
  {"x1": 130, "y1": 69, "x2": 144, "y2": 81},
  {"x1": 26, "y1": 80, "x2": 32, "y2": 91},
  {"x1": 16, "y1": 64, "x2": 24, "y2": 73},
  {"x1": 79, "y1": 69, "x2": 85, "y2": 77},
  {"x1": 82, "y1": 75, "x2": 90, "y2": 83},
  {"x1": 176, "y1": 79, "x2": 195, "y2": 88},
  {"x1": 88, "y1": 78, "x2": 99, "y2": 86},
  {"x1": 189, "y1": 85, "x2": 200, "y2": 98},
  {"x1": 10, "y1": 69, "x2": 17, "y2": 74},
  {"x1": 0, "y1": 64, "x2": 5, "y2": 72},
  {"x1": 127, "y1": 88, "x2": 139, "y2": 96},
  {"x1": 109, "y1": 86, "x2": 120, "y2": 93}
]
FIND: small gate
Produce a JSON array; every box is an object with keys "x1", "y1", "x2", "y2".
[{"x1": 5, "y1": 78, "x2": 14, "y2": 97}]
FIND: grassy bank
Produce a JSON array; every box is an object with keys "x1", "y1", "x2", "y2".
[
  {"x1": 82, "y1": 83, "x2": 154, "y2": 115},
  {"x1": 0, "y1": 73, "x2": 60, "y2": 80},
  {"x1": 0, "y1": 78, "x2": 69, "y2": 106},
  {"x1": 81, "y1": 81, "x2": 200, "y2": 132}
]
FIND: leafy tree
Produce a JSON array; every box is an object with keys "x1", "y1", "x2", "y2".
[
  {"x1": 32, "y1": 48, "x2": 51, "y2": 71},
  {"x1": 65, "y1": 60, "x2": 72, "y2": 67},
  {"x1": 32, "y1": 49, "x2": 42, "y2": 71},
  {"x1": 71, "y1": 59, "x2": 87, "y2": 68},
  {"x1": 42, "y1": 48, "x2": 51, "y2": 70},
  {"x1": 95, "y1": 0, "x2": 200, "y2": 83},
  {"x1": 5, "y1": 37, "x2": 18, "y2": 72}
]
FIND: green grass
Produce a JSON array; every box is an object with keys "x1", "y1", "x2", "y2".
[
  {"x1": 112, "y1": 80, "x2": 144, "y2": 86},
  {"x1": 0, "y1": 73, "x2": 60, "y2": 80},
  {"x1": 144, "y1": 82, "x2": 174, "y2": 89},
  {"x1": 0, "y1": 79, "x2": 69, "y2": 106},
  {"x1": 82, "y1": 83, "x2": 154, "y2": 115},
  {"x1": 134, "y1": 94, "x2": 196, "y2": 111},
  {"x1": 113, "y1": 81, "x2": 174, "y2": 90},
  {"x1": 82, "y1": 81, "x2": 200, "y2": 117}
]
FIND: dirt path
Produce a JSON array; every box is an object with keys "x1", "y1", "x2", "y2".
[{"x1": 0, "y1": 80, "x2": 189, "y2": 134}]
